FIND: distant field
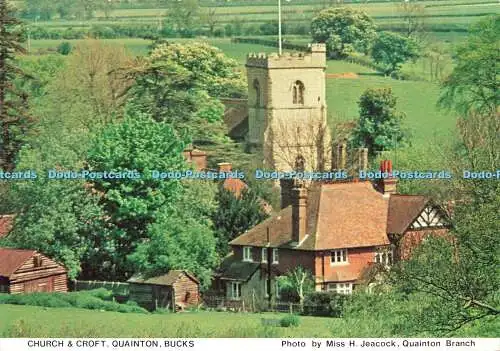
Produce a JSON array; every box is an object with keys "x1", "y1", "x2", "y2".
[{"x1": 27, "y1": 38, "x2": 297, "y2": 62}]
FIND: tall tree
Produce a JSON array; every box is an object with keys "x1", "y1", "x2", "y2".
[
  {"x1": 438, "y1": 15, "x2": 499, "y2": 116},
  {"x1": 311, "y1": 7, "x2": 376, "y2": 59},
  {"x1": 0, "y1": 1, "x2": 31, "y2": 171},
  {"x1": 371, "y1": 31, "x2": 419, "y2": 75},
  {"x1": 86, "y1": 106, "x2": 189, "y2": 279},
  {"x1": 212, "y1": 186, "x2": 268, "y2": 257},
  {"x1": 351, "y1": 88, "x2": 410, "y2": 157}
]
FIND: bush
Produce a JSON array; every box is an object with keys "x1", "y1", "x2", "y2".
[
  {"x1": 0, "y1": 289, "x2": 147, "y2": 314},
  {"x1": 303, "y1": 291, "x2": 350, "y2": 317},
  {"x1": 57, "y1": 42, "x2": 72, "y2": 55},
  {"x1": 280, "y1": 314, "x2": 300, "y2": 327}
]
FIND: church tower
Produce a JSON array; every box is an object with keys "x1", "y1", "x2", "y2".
[{"x1": 246, "y1": 44, "x2": 331, "y2": 172}]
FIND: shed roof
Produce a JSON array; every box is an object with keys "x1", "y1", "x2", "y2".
[
  {"x1": 127, "y1": 270, "x2": 199, "y2": 286},
  {"x1": 0, "y1": 247, "x2": 37, "y2": 278}
]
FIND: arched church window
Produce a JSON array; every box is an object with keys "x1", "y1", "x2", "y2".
[
  {"x1": 253, "y1": 79, "x2": 262, "y2": 107},
  {"x1": 294, "y1": 154, "x2": 305, "y2": 172},
  {"x1": 293, "y1": 80, "x2": 305, "y2": 105}
]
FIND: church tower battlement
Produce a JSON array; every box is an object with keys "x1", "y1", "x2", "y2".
[{"x1": 246, "y1": 43, "x2": 331, "y2": 172}]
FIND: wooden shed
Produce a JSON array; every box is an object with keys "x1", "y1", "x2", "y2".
[
  {"x1": 127, "y1": 270, "x2": 200, "y2": 311},
  {"x1": 0, "y1": 248, "x2": 68, "y2": 294}
]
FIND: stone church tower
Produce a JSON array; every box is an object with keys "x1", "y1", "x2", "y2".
[{"x1": 246, "y1": 44, "x2": 331, "y2": 172}]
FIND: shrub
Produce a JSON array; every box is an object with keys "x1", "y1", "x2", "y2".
[
  {"x1": 303, "y1": 291, "x2": 351, "y2": 317},
  {"x1": 280, "y1": 314, "x2": 300, "y2": 327},
  {"x1": 0, "y1": 289, "x2": 147, "y2": 314},
  {"x1": 57, "y1": 42, "x2": 72, "y2": 55}
]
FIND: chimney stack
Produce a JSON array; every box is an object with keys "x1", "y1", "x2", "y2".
[
  {"x1": 336, "y1": 143, "x2": 347, "y2": 170},
  {"x1": 217, "y1": 162, "x2": 232, "y2": 173},
  {"x1": 379, "y1": 160, "x2": 397, "y2": 197},
  {"x1": 191, "y1": 149, "x2": 207, "y2": 171},
  {"x1": 357, "y1": 148, "x2": 368, "y2": 171},
  {"x1": 280, "y1": 179, "x2": 294, "y2": 209},
  {"x1": 292, "y1": 185, "x2": 308, "y2": 245}
]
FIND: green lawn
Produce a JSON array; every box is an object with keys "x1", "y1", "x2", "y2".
[
  {"x1": 0, "y1": 304, "x2": 342, "y2": 338},
  {"x1": 325, "y1": 71, "x2": 456, "y2": 146}
]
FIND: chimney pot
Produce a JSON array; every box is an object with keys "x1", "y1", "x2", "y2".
[
  {"x1": 379, "y1": 159, "x2": 397, "y2": 196},
  {"x1": 217, "y1": 162, "x2": 232, "y2": 173}
]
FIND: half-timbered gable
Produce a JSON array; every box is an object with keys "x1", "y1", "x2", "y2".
[{"x1": 409, "y1": 205, "x2": 449, "y2": 230}]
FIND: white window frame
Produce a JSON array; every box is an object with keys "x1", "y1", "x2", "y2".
[
  {"x1": 230, "y1": 282, "x2": 241, "y2": 300},
  {"x1": 327, "y1": 283, "x2": 353, "y2": 295},
  {"x1": 264, "y1": 278, "x2": 269, "y2": 297},
  {"x1": 272, "y1": 248, "x2": 279, "y2": 264},
  {"x1": 261, "y1": 248, "x2": 268, "y2": 263},
  {"x1": 243, "y1": 246, "x2": 253, "y2": 262},
  {"x1": 330, "y1": 249, "x2": 348, "y2": 265},
  {"x1": 374, "y1": 248, "x2": 393, "y2": 266}
]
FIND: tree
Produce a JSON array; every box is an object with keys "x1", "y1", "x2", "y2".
[
  {"x1": 166, "y1": 0, "x2": 200, "y2": 35},
  {"x1": 371, "y1": 31, "x2": 419, "y2": 75},
  {"x1": 277, "y1": 267, "x2": 315, "y2": 309},
  {"x1": 438, "y1": 15, "x2": 499, "y2": 116},
  {"x1": 212, "y1": 185, "x2": 268, "y2": 257},
  {"x1": 392, "y1": 196, "x2": 499, "y2": 334},
  {"x1": 86, "y1": 106, "x2": 189, "y2": 279},
  {"x1": 0, "y1": 1, "x2": 31, "y2": 171},
  {"x1": 311, "y1": 7, "x2": 376, "y2": 59},
  {"x1": 129, "y1": 41, "x2": 245, "y2": 143},
  {"x1": 351, "y1": 88, "x2": 410, "y2": 157},
  {"x1": 128, "y1": 180, "x2": 219, "y2": 289},
  {"x1": 397, "y1": 1, "x2": 427, "y2": 41},
  {"x1": 49, "y1": 40, "x2": 136, "y2": 128}
]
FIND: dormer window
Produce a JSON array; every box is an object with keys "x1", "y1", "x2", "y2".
[
  {"x1": 243, "y1": 246, "x2": 253, "y2": 262},
  {"x1": 331, "y1": 249, "x2": 348, "y2": 265},
  {"x1": 292, "y1": 80, "x2": 305, "y2": 105}
]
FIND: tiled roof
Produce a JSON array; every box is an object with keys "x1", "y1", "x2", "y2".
[
  {"x1": 231, "y1": 181, "x2": 429, "y2": 251},
  {"x1": 0, "y1": 247, "x2": 36, "y2": 278},
  {"x1": 128, "y1": 270, "x2": 199, "y2": 286},
  {"x1": 0, "y1": 215, "x2": 14, "y2": 238},
  {"x1": 387, "y1": 195, "x2": 428, "y2": 234},
  {"x1": 217, "y1": 253, "x2": 260, "y2": 282}
]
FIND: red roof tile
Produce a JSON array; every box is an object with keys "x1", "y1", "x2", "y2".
[
  {"x1": 231, "y1": 181, "x2": 403, "y2": 250},
  {"x1": 0, "y1": 247, "x2": 36, "y2": 278}
]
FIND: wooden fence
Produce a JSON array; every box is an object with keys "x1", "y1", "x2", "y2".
[{"x1": 202, "y1": 295, "x2": 328, "y2": 315}]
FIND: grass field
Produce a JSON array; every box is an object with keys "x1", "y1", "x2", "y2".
[
  {"x1": 1, "y1": 304, "x2": 497, "y2": 338},
  {"x1": 0, "y1": 305, "x2": 347, "y2": 338}
]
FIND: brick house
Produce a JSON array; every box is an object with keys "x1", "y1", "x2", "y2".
[{"x1": 214, "y1": 164, "x2": 451, "y2": 301}]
